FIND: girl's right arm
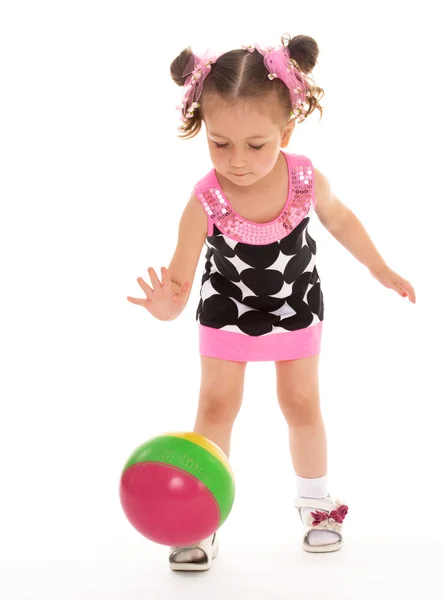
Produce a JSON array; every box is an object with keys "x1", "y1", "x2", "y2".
[{"x1": 127, "y1": 193, "x2": 208, "y2": 321}]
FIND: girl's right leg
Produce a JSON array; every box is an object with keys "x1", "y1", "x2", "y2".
[
  {"x1": 170, "y1": 356, "x2": 247, "y2": 569},
  {"x1": 193, "y1": 355, "x2": 247, "y2": 458}
]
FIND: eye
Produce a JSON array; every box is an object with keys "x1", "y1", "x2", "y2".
[{"x1": 213, "y1": 142, "x2": 264, "y2": 150}]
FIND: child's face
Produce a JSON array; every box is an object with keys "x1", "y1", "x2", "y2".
[{"x1": 202, "y1": 94, "x2": 292, "y2": 188}]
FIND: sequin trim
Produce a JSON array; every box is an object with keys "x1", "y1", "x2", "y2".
[{"x1": 197, "y1": 161, "x2": 313, "y2": 245}]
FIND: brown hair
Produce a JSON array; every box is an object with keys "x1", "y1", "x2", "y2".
[{"x1": 170, "y1": 33, "x2": 325, "y2": 140}]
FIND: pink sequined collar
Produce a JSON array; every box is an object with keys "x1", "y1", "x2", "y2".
[
  {"x1": 211, "y1": 150, "x2": 292, "y2": 227},
  {"x1": 195, "y1": 150, "x2": 314, "y2": 245}
]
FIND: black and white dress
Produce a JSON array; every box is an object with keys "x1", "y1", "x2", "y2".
[{"x1": 194, "y1": 150, "x2": 323, "y2": 362}]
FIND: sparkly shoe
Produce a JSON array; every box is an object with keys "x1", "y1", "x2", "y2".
[
  {"x1": 294, "y1": 494, "x2": 349, "y2": 553},
  {"x1": 169, "y1": 532, "x2": 219, "y2": 571}
]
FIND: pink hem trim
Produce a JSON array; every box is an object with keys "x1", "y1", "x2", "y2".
[{"x1": 199, "y1": 322, "x2": 322, "y2": 362}]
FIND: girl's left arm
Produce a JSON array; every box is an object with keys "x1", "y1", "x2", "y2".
[{"x1": 313, "y1": 167, "x2": 416, "y2": 304}]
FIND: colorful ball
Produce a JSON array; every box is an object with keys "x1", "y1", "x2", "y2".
[{"x1": 119, "y1": 432, "x2": 235, "y2": 546}]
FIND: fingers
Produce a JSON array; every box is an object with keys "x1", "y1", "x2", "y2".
[
  {"x1": 128, "y1": 266, "x2": 173, "y2": 309},
  {"x1": 129, "y1": 268, "x2": 191, "y2": 309},
  {"x1": 180, "y1": 280, "x2": 191, "y2": 295},
  {"x1": 137, "y1": 276, "x2": 154, "y2": 298},
  {"x1": 148, "y1": 267, "x2": 162, "y2": 289},
  {"x1": 172, "y1": 280, "x2": 191, "y2": 302},
  {"x1": 399, "y1": 277, "x2": 416, "y2": 304},
  {"x1": 393, "y1": 273, "x2": 416, "y2": 304},
  {"x1": 394, "y1": 280, "x2": 406, "y2": 295},
  {"x1": 127, "y1": 272, "x2": 155, "y2": 307},
  {"x1": 160, "y1": 266, "x2": 171, "y2": 288},
  {"x1": 127, "y1": 295, "x2": 152, "y2": 306}
]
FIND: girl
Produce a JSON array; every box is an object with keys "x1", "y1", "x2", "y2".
[{"x1": 127, "y1": 34, "x2": 416, "y2": 571}]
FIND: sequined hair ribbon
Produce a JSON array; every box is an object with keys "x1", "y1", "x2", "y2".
[
  {"x1": 178, "y1": 49, "x2": 220, "y2": 130},
  {"x1": 249, "y1": 44, "x2": 310, "y2": 122}
]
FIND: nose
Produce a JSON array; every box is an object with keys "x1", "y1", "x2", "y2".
[{"x1": 229, "y1": 146, "x2": 247, "y2": 169}]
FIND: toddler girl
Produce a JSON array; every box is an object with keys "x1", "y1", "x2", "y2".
[{"x1": 127, "y1": 34, "x2": 416, "y2": 571}]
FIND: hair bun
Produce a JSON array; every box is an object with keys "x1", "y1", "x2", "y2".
[
  {"x1": 170, "y1": 47, "x2": 194, "y2": 86},
  {"x1": 281, "y1": 33, "x2": 319, "y2": 74}
]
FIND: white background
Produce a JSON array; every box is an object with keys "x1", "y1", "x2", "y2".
[{"x1": 1, "y1": 1, "x2": 443, "y2": 598}]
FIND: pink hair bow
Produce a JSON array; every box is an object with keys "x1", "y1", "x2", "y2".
[
  {"x1": 254, "y1": 44, "x2": 310, "y2": 122},
  {"x1": 178, "y1": 50, "x2": 220, "y2": 130}
]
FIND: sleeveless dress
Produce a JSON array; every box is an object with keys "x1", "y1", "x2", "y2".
[{"x1": 194, "y1": 150, "x2": 324, "y2": 362}]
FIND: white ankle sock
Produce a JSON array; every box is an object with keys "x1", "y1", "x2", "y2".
[
  {"x1": 296, "y1": 475, "x2": 340, "y2": 547},
  {"x1": 296, "y1": 474, "x2": 328, "y2": 498}
]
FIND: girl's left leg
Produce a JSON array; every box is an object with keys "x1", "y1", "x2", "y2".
[
  {"x1": 275, "y1": 355, "x2": 341, "y2": 548},
  {"x1": 275, "y1": 355, "x2": 326, "y2": 478}
]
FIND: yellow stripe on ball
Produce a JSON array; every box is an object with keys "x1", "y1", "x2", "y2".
[{"x1": 166, "y1": 432, "x2": 234, "y2": 479}]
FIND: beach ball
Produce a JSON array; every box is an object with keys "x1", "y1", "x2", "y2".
[{"x1": 119, "y1": 432, "x2": 235, "y2": 546}]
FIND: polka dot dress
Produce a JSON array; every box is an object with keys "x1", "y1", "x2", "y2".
[{"x1": 194, "y1": 151, "x2": 324, "y2": 362}]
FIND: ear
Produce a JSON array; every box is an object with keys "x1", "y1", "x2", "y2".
[{"x1": 281, "y1": 119, "x2": 296, "y2": 148}]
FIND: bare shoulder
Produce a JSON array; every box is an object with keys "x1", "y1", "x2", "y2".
[
  {"x1": 178, "y1": 192, "x2": 208, "y2": 236},
  {"x1": 312, "y1": 166, "x2": 348, "y2": 230}
]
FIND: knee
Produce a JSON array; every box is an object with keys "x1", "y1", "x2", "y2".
[
  {"x1": 278, "y1": 392, "x2": 321, "y2": 427},
  {"x1": 197, "y1": 390, "x2": 242, "y2": 425}
]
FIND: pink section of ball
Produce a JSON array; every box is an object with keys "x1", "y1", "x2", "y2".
[{"x1": 120, "y1": 462, "x2": 220, "y2": 546}]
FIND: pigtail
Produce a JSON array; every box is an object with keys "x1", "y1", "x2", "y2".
[
  {"x1": 281, "y1": 33, "x2": 325, "y2": 120},
  {"x1": 170, "y1": 47, "x2": 193, "y2": 85},
  {"x1": 170, "y1": 47, "x2": 204, "y2": 139}
]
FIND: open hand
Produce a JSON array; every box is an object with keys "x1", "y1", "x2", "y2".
[
  {"x1": 127, "y1": 267, "x2": 191, "y2": 320},
  {"x1": 370, "y1": 265, "x2": 416, "y2": 304}
]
